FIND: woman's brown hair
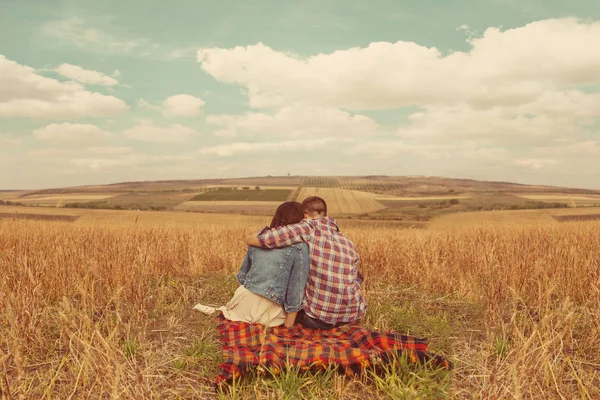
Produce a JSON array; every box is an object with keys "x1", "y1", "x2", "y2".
[{"x1": 269, "y1": 201, "x2": 305, "y2": 229}]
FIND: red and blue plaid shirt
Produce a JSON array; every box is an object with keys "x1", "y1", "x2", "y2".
[{"x1": 257, "y1": 217, "x2": 366, "y2": 325}]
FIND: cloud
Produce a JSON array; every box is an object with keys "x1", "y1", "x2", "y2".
[
  {"x1": 138, "y1": 94, "x2": 205, "y2": 117},
  {"x1": 397, "y1": 105, "x2": 560, "y2": 145},
  {"x1": 0, "y1": 55, "x2": 128, "y2": 118},
  {"x1": 163, "y1": 95, "x2": 205, "y2": 116},
  {"x1": 123, "y1": 120, "x2": 198, "y2": 143},
  {"x1": 389, "y1": 87, "x2": 600, "y2": 146},
  {"x1": 30, "y1": 146, "x2": 132, "y2": 156},
  {"x1": 29, "y1": 148, "x2": 75, "y2": 157},
  {"x1": 87, "y1": 146, "x2": 132, "y2": 155},
  {"x1": 343, "y1": 140, "x2": 422, "y2": 156},
  {"x1": 137, "y1": 99, "x2": 162, "y2": 112},
  {"x1": 56, "y1": 63, "x2": 119, "y2": 86},
  {"x1": 0, "y1": 135, "x2": 22, "y2": 146},
  {"x1": 166, "y1": 46, "x2": 200, "y2": 60},
  {"x1": 40, "y1": 17, "x2": 144, "y2": 55},
  {"x1": 198, "y1": 138, "x2": 346, "y2": 157},
  {"x1": 40, "y1": 17, "x2": 197, "y2": 60},
  {"x1": 33, "y1": 123, "x2": 112, "y2": 145},
  {"x1": 206, "y1": 105, "x2": 380, "y2": 138},
  {"x1": 70, "y1": 157, "x2": 131, "y2": 172},
  {"x1": 197, "y1": 18, "x2": 600, "y2": 110},
  {"x1": 514, "y1": 158, "x2": 558, "y2": 170},
  {"x1": 69, "y1": 154, "x2": 195, "y2": 173}
]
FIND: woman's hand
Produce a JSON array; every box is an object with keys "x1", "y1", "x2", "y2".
[{"x1": 284, "y1": 311, "x2": 298, "y2": 328}]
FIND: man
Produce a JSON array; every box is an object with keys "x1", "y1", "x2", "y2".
[{"x1": 246, "y1": 196, "x2": 366, "y2": 329}]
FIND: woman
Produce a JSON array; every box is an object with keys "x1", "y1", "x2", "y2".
[{"x1": 194, "y1": 201, "x2": 309, "y2": 328}]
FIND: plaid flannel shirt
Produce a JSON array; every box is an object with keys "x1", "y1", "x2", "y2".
[{"x1": 257, "y1": 217, "x2": 366, "y2": 325}]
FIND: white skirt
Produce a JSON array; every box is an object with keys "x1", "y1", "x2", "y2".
[{"x1": 218, "y1": 286, "x2": 286, "y2": 327}]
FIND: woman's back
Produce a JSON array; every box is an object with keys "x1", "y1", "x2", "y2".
[
  {"x1": 193, "y1": 201, "x2": 309, "y2": 327},
  {"x1": 237, "y1": 243, "x2": 309, "y2": 311}
]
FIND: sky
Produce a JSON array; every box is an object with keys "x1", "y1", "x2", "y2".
[{"x1": 1, "y1": 0, "x2": 600, "y2": 190}]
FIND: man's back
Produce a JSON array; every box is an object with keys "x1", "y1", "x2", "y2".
[{"x1": 256, "y1": 216, "x2": 366, "y2": 325}]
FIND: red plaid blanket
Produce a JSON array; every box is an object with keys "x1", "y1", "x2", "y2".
[{"x1": 215, "y1": 314, "x2": 451, "y2": 385}]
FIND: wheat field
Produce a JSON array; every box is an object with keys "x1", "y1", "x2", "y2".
[
  {"x1": 0, "y1": 210, "x2": 599, "y2": 399},
  {"x1": 297, "y1": 188, "x2": 385, "y2": 215}
]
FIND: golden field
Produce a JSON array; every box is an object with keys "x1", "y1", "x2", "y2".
[
  {"x1": 296, "y1": 187, "x2": 386, "y2": 215},
  {"x1": 8, "y1": 194, "x2": 119, "y2": 207},
  {"x1": 515, "y1": 193, "x2": 600, "y2": 207},
  {"x1": 0, "y1": 206, "x2": 599, "y2": 398}
]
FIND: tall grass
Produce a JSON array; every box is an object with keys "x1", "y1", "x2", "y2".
[{"x1": 0, "y1": 217, "x2": 598, "y2": 398}]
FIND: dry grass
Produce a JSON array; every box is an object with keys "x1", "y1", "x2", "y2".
[
  {"x1": 17, "y1": 194, "x2": 118, "y2": 201},
  {"x1": 0, "y1": 210, "x2": 599, "y2": 398},
  {"x1": 11, "y1": 194, "x2": 119, "y2": 207},
  {"x1": 431, "y1": 207, "x2": 600, "y2": 228},
  {"x1": 515, "y1": 194, "x2": 600, "y2": 207},
  {"x1": 174, "y1": 202, "x2": 280, "y2": 216},
  {"x1": 516, "y1": 194, "x2": 600, "y2": 201}
]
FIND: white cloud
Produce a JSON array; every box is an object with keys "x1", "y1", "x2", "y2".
[
  {"x1": 206, "y1": 105, "x2": 379, "y2": 138},
  {"x1": 40, "y1": 17, "x2": 144, "y2": 55},
  {"x1": 198, "y1": 138, "x2": 346, "y2": 157},
  {"x1": 197, "y1": 18, "x2": 600, "y2": 110},
  {"x1": 137, "y1": 98, "x2": 162, "y2": 111},
  {"x1": 70, "y1": 157, "x2": 131, "y2": 172},
  {"x1": 30, "y1": 146, "x2": 132, "y2": 156},
  {"x1": 29, "y1": 148, "x2": 75, "y2": 157},
  {"x1": 138, "y1": 94, "x2": 205, "y2": 117},
  {"x1": 390, "y1": 87, "x2": 600, "y2": 146},
  {"x1": 40, "y1": 17, "x2": 197, "y2": 60},
  {"x1": 514, "y1": 158, "x2": 558, "y2": 170},
  {"x1": 56, "y1": 63, "x2": 119, "y2": 86},
  {"x1": 166, "y1": 46, "x2": 200, "y2": 60},
  {"x1": 343, "y1": 140, "x2": 421, "y2": 156},
  {"x1": 163, "y1": 95, "x2": 205, "y2": 116},
  {"x1": 194, "y1": 17, "x2": 600, "y2": 176},
  {"x1": 33, "y1": 123, "x2": 112, "y2": 145},
  {"x1": 123, "y1": 121, "x2": 198, "y2": 143},
  {"x1": 536, "y1": 141, "x2": 600, "y2": 158},
  {"x1": 69, "y1": 154, "x2": 195, "y2": 173},
  {"x1": 0, "y1": 135, "x2": 22, "y2": 146},
  {"x1": 397, "y1": 105, "x2": 560, "y2": 144},
  {"x1": 87, "y1": 146, "x2": 132, "y2": 155},
  {"x1": 0, "y1": 55, "x2": 128, "y2": 118}
]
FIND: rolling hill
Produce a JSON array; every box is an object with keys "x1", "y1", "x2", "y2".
[{"x1": 2, "y1": 175, "x2": 600, "y2": 220}]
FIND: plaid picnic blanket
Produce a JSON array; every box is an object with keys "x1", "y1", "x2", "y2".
[{"x1": 215, "y1": 314, "x2": 451, "y2": 385}]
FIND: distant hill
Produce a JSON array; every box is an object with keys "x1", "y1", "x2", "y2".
[
  {"x1": 10, "y1": 175, "x2": 600, "y2": 197},
  {"x1": 2, "y1": 176, "x2": 599, "y2": 220}
]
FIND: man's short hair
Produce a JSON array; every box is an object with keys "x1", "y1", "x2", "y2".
[{"x1": 302, "y1": 196, "x2": 327, "y2": 217}]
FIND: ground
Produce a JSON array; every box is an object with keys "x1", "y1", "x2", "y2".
[{"x1": 1, "y1": 204, "x2": 598, "y2": 398}]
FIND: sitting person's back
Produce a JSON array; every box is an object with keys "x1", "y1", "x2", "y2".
[
  {"x1": 195, "y1": 202, "x2": 309, "y2": 327},
  {"x1": 233, "y1": 242, "x2": 308, "y2": 325}
]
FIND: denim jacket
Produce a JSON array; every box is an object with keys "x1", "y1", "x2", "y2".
[{"x1": 236, "y1": 243, "x2": 309, "y2": 313}]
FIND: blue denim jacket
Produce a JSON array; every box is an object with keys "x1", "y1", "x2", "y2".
[{"x1": 236, "y1": 243, "x2": 309, "y2": 313}]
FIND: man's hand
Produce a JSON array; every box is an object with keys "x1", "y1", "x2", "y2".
[{"x1": 246, "y1": 234, "x2": 262, "y2": 247}]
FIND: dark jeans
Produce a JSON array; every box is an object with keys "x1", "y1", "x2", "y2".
[{"x1": 296, "y1": 310, "x2": 350, "y2": 330}]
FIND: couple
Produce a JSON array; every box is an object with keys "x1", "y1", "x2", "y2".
[{"x1": 195, "y1": 196, "x2": 366, "y2": 329}]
